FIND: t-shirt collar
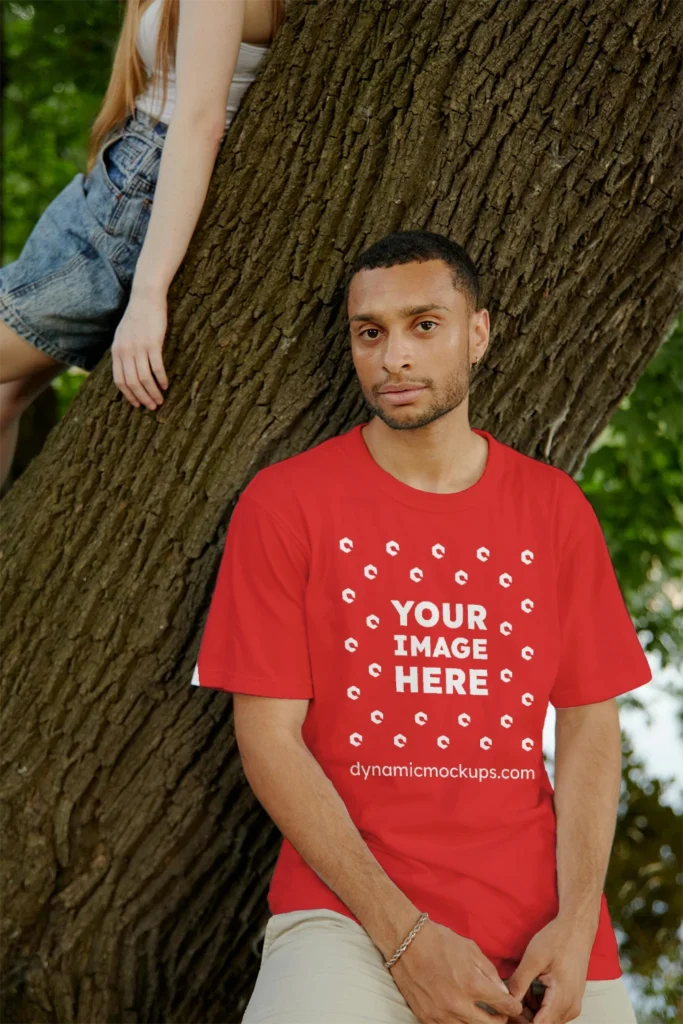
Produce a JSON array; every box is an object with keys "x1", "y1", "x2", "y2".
[{"x1": 345, "y1": 421, "x2": 503, "y2": 512}]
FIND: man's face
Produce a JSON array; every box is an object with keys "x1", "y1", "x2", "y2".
[{"x1": 347, "y1": 259, "x2": 489, "y2": 431}]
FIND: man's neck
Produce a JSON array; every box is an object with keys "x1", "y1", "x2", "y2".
[{"x1": 360, "y1": 417, "x2": 489, "y2": 496}]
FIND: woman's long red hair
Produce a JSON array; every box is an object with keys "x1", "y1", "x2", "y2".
[{"x1": 86, "y1": 0, "x2": 286, "y2": 173}]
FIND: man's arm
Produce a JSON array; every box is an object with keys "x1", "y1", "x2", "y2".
[
  {"x1": 233, "y1": 692, "x2": 422, "y2": 961},
  {"x1": 506, "y1": 698, "x2": 624, "y2": 1019},
  {"x1": 553, "y1": 697, "x2": 623, "y2": 941},
  {"x1": 233, "y1": 692, "x2": 524, "y2": 1023}
]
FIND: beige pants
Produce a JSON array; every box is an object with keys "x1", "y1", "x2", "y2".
[{"x1": 241, "y1": 908, "x2": 638, "y2": 1024}]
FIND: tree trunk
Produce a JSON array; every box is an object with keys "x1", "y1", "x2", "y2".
[{"x1": 1, "y1": 0, "x2": 681, "y2": 1021}]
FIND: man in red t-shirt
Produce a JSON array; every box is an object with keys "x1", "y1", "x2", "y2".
[{"x1": 192, "y1": 229, "x2": 650, "y2": 1024}]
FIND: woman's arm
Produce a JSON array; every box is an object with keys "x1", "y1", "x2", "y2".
[{"x1": 112, "y1": 0, "x2": 249, "y2": 410}]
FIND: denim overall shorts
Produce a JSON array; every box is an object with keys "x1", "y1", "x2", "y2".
[{"x1": 0, "y1": 108, "x2": 168, "y2": 373}]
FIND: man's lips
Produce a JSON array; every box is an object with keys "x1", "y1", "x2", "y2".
[
  {"x1": 377, "y1": 384, "x2": 427, "y2": 405},
  {"x1": 378, "y1": 384, "x2": 426, "y2": 393}
]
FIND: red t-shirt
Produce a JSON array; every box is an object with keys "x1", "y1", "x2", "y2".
[{"x1": 192, "y1": 422, "x2": 652, "y2": 980}]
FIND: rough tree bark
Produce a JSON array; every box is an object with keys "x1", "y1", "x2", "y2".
[{"x1": 1, "y1": 0, "x2": 681, "y2": 1021}]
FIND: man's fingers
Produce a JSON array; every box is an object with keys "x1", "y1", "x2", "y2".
[
  {"x1": 505, "y1": 959, "x2": 544, "y2": 1003},
  {"x1": 473, "y1": 990, "x2": 526, "y2": 1019},
  {"x1": 506, "y1": 1007, "x2": 535, "y2": 1024},
  {"x1": 468, "y1": 998, "x2": 520, "y2": 1024},
  {"x1": 472, "y1": 966, "x2": 524, "y2": 1019},
  {"x1": 528, "y1": 974, "x2": 573, "y2": 1024},
  {"x1": 473, "y1": 958, "x2": 509, "y2": 991},
  {"x1": 505, "y1": 984, "x2": 542, "y2": 1024}
]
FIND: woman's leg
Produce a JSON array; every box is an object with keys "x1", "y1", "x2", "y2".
[
  {"x1": 0, "y1": 319, "x2": 70, "y2": 383},
  {"x1": 0, "y1": 321, "x2": 71, "y2": 488}
]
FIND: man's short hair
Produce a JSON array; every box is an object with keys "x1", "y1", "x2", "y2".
[{"x1": 344, "y1": 229, "x2": 481, "y2": 316}]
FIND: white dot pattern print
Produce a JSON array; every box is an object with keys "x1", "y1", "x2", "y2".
[{"x1": 338, "y1": 532, "x2": 538, "y2": 754}]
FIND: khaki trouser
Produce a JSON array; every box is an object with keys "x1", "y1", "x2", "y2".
[{"x1": 241, "y1": 908, "x2": 638, "y2": 1024}]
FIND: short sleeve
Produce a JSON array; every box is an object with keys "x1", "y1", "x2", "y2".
[
  {"x1": 549, "y1": 488, "x2": 652, "y2": 709},
  {"x1": 191, "y1": 491, "x2": 314, "y2": 699}
]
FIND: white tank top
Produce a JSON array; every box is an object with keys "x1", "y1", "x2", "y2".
[{"x1": 135, "y1": 0, "x2": 272, "y2": 130}]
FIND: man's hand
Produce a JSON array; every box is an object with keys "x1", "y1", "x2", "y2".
[
  {"x1": 390, "y1": 919, "x2": 525, "y2": 1024},
  {"x1": 505, "y1": 916, "x2": 593, "y2": 1024},
  {"x1": 112, "y1": 288, "x2": 169, "y2": 410}
]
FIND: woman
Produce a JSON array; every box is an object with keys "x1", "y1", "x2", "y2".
[{"x1": 0, "y1": 0, "x2": 287, "y2": 487}]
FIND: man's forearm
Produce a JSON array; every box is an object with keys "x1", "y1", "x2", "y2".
[
  {"x1": 240, "y1": 733, "x2": 423, "y2": 961},
  {"x1": 553, "y1": 700, "x2": 623, "y2": 939}
]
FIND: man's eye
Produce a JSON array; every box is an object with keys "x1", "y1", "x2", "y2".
[
  {"x1": 418, "y1": 320, "x2": 437, "y2": 331},
  {"x1": 360, "y1": 328, "x2": 381, "y2": 340}
]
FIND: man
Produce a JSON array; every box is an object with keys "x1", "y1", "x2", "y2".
[{"x1": 192, "y1": 229, "x2": 651, "y2": 1024}]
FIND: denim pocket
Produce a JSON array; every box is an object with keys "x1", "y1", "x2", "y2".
[
  {"x1": 102, "y1": 138, "x2": 128, "y2": 190},
  {"x1": 84, "y1": 127, "x2": 158, "y2": 247},
  {"x1": 99, "y1": 130, "x2": 159, "y2": 198}
]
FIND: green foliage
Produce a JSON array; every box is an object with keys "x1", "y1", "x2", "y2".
[
  {"x1": 4, "y1": 0, "x2": 123, "y2": 263},
  {"x1": 578, "y1": 313, "x2": 683, "y2": 676},
  {"x1": 50, "y1": 366, "x2": 89, "y2": 419},
  {"x1": 610, "y1": 734, "x2": 682, "y2": 1002}
]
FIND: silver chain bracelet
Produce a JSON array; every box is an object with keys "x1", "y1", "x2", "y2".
[{"x1": 383, "y1": 911, "x2": 430, "y2": 969}]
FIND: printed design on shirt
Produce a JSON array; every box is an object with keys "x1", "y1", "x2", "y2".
[{"x1": 338, "y1": 535, "x2": 537, "y2": 754}]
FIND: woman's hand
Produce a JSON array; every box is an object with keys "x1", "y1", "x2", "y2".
[{"x1": 111, "y1": 285, "x2": 169, "y2": 410}]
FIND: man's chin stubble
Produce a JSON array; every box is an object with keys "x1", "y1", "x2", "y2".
[{"x1": 365, "y1": 385, "x2": 469, "y2": 431}]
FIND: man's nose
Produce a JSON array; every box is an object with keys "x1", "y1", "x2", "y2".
[{"x1": 381, "y1": 333, "x2": 414, "y2": 371}]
